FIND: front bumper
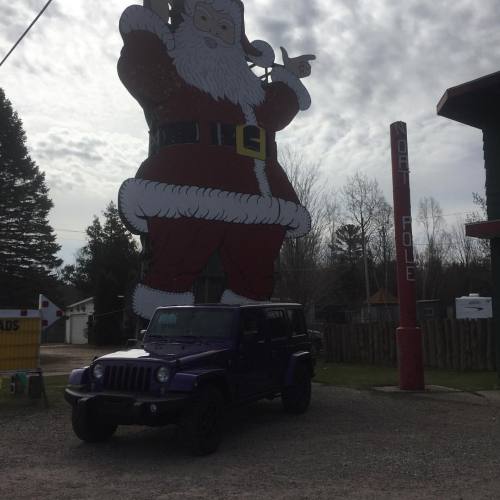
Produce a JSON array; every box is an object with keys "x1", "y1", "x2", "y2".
[{"x1": 65, "y1": 387, "x2": 191, "y2": 425}]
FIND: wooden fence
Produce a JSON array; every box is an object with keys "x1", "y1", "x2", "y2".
[{"x1": 323, "y1": 319, "x2": 496, "y2": 371}]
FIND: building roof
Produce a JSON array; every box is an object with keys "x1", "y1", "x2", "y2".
[
  {"x1": 437, "y1": 70, "x2": 500, "y2": 129},
  {"x1": 66, "y1": 297, "x2": 94, "y2": 309},
  {"x1": 368, "y1": 289, "x2": 399, "y2": 305}
]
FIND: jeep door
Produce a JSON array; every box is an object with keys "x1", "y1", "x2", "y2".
[
  {"x1": 264, "y1": 308, "x2": 290, "y2": 390},
  {"x1": 235, "y1": 309, "x2": 269, "y2": 398},
  {"x1": 286, "y1": 308, "x2": 309, "y2": 352}
]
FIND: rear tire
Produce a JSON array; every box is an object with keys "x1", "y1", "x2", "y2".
[
  {"x1": 71, "y1": 405, "x2": 117, "y2": 443},
  {"x1": 282, "y1": 363, "x2": 311, "y2": 414},
  {"x1": 180, "y1": 385, "x2": 225, "y2": 456}
]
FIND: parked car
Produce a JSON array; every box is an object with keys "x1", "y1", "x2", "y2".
[{"x1": 65, "y1": 303, "x2": 314, "y2": 455}]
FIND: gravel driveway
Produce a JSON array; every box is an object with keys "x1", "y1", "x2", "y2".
[
  {"x1": 1, "y1": 382, "x2": 500, "y2": 499},
  {"x1": 40, "y1": 344, "x2": 115, "y2": 375}
]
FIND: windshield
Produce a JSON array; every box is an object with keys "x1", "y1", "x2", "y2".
[{"x1": 147, "y1": 309, "x2": 235, "y2": 339}]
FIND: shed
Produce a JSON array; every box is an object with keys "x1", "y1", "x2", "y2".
[
  {"x1": 362, "y1": 289, "x2": 399, "y2": 322},
  {"x1": 65, "y1": 297, "x2": 94, "y2": 345}
]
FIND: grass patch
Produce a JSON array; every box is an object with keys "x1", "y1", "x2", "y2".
[
  {"x1": 314, "y1": 361, "x2": 499, "y2": 392},
  {"x1": 0, "y1": 374, "x2": 68, "y2": 410}
]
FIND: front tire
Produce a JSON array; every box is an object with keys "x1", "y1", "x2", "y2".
[
  {"x1": 180, "y1": 385, "x2": 225, "y2": 456},
  {"x1": 282, "y1": 363, "x2": 312, "y2": 414},
  {"x1": 71, "y1": 405, "x2": 117, "y2": 443}
]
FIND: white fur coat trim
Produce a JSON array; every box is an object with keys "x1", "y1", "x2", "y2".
[
  {"x1": 119, "y1": 5, "x2": 175, "y2": 51},
  {"x1": 271, "y1": 66, "x2": 311, "y2": 111},
  {"x1": 119, "y1": 178, "x2": 311, "y2": 238}
]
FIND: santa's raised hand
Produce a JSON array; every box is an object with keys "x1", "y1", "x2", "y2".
[{"x1": 280, "y1": 47, "x2": 315, "y2": 79}]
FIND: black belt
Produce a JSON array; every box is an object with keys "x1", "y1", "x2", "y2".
[{"x1": 149, "y1": 122, "x2": 272, "y2": 160}]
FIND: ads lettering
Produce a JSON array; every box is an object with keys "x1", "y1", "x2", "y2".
[{"x1": 0, "y1": 320, "x2": 20, "y2": 332}]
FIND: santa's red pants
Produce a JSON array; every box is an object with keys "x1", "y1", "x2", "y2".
[{"x1": 143, "y1": 219, "x2": 286, "y2": 300}]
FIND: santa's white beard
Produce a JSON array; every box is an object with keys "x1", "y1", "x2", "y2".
[{"x1": 170, "y1": 20, "x2": 265, "y2": 108}]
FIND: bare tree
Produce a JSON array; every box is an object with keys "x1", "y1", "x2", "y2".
[
  {"x1": 465, "y1": 192, "x2": 490, "y2": 263},
  {"x1": 324, "y1": 197, "x2": 342, "y2": 266},
  {"x1": 417, "y1": 196, "x2": 452, "y2": 299},
  {"x1": 370, "y1": 200, "x2": 394, "y2": 293},
  {"x1": 450, "y1": 216, "x2": 484, "y2": 268},
  {"x1": 278, "y1": 148, "x2": 327, "y2": 310},
  {"x1": 341, "y1": 172, "x2": 387, "y2": 316}
]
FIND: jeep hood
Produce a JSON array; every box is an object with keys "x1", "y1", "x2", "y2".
[{"x1": 98, "y1": 342, "x2": 229, "y2": 363}]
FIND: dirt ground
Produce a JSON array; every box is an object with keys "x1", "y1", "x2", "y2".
[
  {"x1": 1, "y1": 349, "x2": 500, "y2": 500},
  {"x1": 40, "y1": 344, "x2": 116, "y2": 375}
]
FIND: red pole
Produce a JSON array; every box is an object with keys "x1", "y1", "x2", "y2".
[{"x1": 390, "y1": 122, "x2": 425, "y2": 390}]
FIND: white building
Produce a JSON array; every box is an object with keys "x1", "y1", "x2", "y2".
[{"x1": 65, "y1": 297, "x2": 94, "y2": 344}]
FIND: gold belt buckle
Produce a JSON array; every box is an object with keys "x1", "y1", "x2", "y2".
[{"x1": 236, "y1": 124, "x2": 266, "y2": 161}]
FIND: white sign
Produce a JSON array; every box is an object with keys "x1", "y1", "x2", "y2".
[{"x1": 455, "y1": 295, "x2": 492, "y2": 319}]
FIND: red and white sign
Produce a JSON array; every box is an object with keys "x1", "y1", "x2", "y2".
[{"x1": 38, "y1": 294, "x2": 64, "y2": 330}]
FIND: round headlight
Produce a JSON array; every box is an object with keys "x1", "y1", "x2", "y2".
[
  {"x1": 156, "y1": 366, "x2": 170, "y2": 384},
  {"x1": 92, "y1": 363, "x2": 105, "y2": 380}
]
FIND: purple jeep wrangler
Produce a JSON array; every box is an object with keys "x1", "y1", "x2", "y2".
[{"x1": 65, "y1": 303, "x2": 314, "y2": 455}]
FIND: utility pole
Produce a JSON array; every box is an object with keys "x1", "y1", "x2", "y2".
[{"x1": 390, "y1": 122, "x2": 425, "y2": 391}]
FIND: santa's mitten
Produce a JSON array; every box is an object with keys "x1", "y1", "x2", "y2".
[{"x1": 119, "y1": 5, "x2": 174, "y2": 51}]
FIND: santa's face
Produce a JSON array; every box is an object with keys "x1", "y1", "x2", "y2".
[
  {"x1": 170, "y1": 0, "x2": 265, "y2": 107},
  {"x1": 193, "y1": 2, "x2": 236, "y2": 47}
]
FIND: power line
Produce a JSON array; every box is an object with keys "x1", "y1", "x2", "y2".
[{"x1": 0, "y1": 0, "x2": 55, "y2": 69}]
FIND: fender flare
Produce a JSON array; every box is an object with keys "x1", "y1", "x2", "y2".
[{"x1": 170, "y1": 369, "x2": 232, "y2": 401}]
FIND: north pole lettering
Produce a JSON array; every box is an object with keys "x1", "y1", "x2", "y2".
[
  {"x1": 397, "y1": 138, "x2": 409, "y2": 185},
  {"x1": 401, "y1": 216, "x2": 416, "y2": 282}
]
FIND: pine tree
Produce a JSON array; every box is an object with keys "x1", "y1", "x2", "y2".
[
  {"x1": 0, "y1": 88, "x2": 62, "y2": 307},
  {"x1": 330, "y1": 224, "x2": 364, "y2": 306},
  {"x1": 63, "y1": 202, "x2": 140, "y2": 345}
]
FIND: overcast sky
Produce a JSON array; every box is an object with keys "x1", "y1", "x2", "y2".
[{"x1": 1, "y1": 0, "x2": 499, "y2": 265}]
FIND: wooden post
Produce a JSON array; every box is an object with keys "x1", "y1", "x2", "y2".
[{"x1": 390, "y1": 122, "x2": 425, "y2": 389}]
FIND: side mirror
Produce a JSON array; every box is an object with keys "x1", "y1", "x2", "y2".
[{"x1": 139, "y1": 329, "x2": 147, "y2": 340}]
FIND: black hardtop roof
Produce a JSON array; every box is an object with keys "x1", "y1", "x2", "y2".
[{"x1": 155, "y1": 303, "x2": 303, "y2": 311}]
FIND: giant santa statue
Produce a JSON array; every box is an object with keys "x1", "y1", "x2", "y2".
[{"x1": 117, "y1": 0, "x2": 315, "y2": 319}]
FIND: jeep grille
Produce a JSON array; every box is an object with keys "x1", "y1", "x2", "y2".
[{"x1": 102, "y1": 365, "x2": 152, "y2": 393}]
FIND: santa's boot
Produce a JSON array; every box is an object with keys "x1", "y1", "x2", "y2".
[
  {"x1": 220, "y1": 289, "x2": 264, "y2": 305},
  {"x1": 133, "y1": 283, "x2": 194, "y2": 320}
]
